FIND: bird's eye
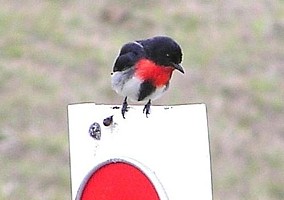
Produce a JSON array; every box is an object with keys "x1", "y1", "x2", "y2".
[{"x1": 166, "y1": 53, "x2": 170, "y2": 57}]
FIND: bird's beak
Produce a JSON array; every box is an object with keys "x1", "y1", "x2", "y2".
[{"x1": 171, "y1": 63, "x2": 185, "y2": 74}]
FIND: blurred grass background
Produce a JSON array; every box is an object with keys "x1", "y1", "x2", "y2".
[{"x1": 0, "y1": 0, "x2": 283, "y2": 199}]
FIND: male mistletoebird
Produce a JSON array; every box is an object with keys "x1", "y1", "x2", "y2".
[{"x1": 111, "y1": 36, "x2": 184, "y2": 118}]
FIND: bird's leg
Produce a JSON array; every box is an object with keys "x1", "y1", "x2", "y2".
[
  {"x1": 143, "y1": 99, "x2": 151, "y2": 118},
  {"x1": 121, "y1": 97, "x2": 128, "y2": 119}
]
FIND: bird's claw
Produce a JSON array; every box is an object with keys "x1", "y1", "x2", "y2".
[
  {"x1": 143, "y1": 100, "x2": 151, "y2": 118},
  {"x1": 121, "y1": 97, "x2": 128, "y2": 119}
]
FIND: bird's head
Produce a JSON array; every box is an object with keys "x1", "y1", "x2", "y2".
[{"x1": 139, "y1": 36, "x2": 184, "y2": 74}]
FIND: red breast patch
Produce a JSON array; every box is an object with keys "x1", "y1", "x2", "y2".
[{"x1": 135, "y1": 59, "x2": 174, "y2": 87}]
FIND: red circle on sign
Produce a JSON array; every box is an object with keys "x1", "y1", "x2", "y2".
[{"x1": 79, "y1": 162, "x2": 160, "y2": 200}]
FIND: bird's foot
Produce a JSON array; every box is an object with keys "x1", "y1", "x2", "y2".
[
  {"x1": 121, "y1": 97, "x2": 128, "y2": 119},
  {"x1": 143, "y1": 100, "x2": 151, "y2": 118}
]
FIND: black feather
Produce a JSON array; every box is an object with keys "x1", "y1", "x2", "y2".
[
  {"x1": 137, "y1": 36, "x2": 182, "y2": 67},
  {"x1": 138, "y1": 80, "x2": 156, "y2": 101},
  {"x1": 113, "y1": 42, "x2": 145, "y2": 72}
]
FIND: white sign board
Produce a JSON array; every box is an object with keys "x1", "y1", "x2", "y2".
[{"x1": 68, "y1": 103, "x2": 212, "y2": 199}]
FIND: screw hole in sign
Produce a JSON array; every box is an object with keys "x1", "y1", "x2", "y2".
[{"x1": 76, "y1": 158, "x2": 168, "y2": 200}]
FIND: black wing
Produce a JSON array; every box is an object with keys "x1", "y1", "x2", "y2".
[{"x1": 113, "y1": 42, "x2": 145, "y2": 72}]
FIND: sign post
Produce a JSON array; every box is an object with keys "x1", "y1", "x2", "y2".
[{"x1": 68, "y1": 103, "x2": 212, "y2": 199}]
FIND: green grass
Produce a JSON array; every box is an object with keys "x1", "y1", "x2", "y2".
[{"x1": 0, "y1": 0, "x2": 284, "y2": 199}]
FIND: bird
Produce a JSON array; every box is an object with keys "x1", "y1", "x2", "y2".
[{"x1": 111, "y1": 36, "x2": 184, "y2": 118}]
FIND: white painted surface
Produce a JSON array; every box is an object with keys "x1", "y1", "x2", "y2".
[{"x1": 68, "y1": 103, "x2": 212, "y2": 199}]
